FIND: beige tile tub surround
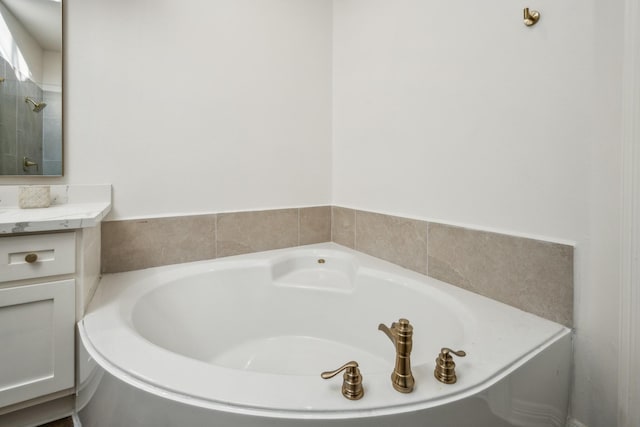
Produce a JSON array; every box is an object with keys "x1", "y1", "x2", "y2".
[
  {"x1": 331, "y1": 206, "x2": 356, "y2": 248},
  {"x1": 217, "y1": 209, "x2": 299, "y2": 257},
  {"x1": 102, "y1": 207, "x2": 331, "y2": 273},
  {"x1": 100, "y1": 205, "x2": 573, "y2": 326},
  {"x1": 101, "y1": 214, "x2": 217, "y2": 273},
  {"x1": 330, "y1": 208, "x2": 573, "y2": 326},
  {"x1": 300, "y1": 206, "x2": 332, "y2": 245},
  {"x1": 355, "y1": 211, "x2": 429, "y2": 275},
  {"x1": 427, "y1": 223, "x2": 574, "y2": 327}
]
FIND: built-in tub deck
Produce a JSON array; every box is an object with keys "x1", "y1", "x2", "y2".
[{"x1": 78, "y1": 243, "x2": 571, "y2": 426}]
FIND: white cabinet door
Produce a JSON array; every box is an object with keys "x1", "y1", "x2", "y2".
[{"x1": 0, "y1": 279, "x2": 75, "y2": 408}]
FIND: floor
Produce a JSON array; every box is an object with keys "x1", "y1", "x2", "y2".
[{"x1": 38, "y1": 416, "x2": 74, "y2": 427}]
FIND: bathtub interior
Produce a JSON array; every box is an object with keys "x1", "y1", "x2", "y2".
[{"x1": 130, "y1": 253, "x2": 470, "y2": 376}]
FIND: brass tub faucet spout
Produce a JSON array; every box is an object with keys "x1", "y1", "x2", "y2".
[{"x1": 378, "y1": 318, "x2": 415, "y2": 393}]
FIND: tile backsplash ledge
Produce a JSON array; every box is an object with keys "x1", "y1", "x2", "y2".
[{"x1": 101, "y1": 206, "x2": 573, "y2": 327}]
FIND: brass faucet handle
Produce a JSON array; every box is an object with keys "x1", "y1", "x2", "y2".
[
  {"x1": 434, "y1": 348, "x2": 467, "y2": 384},
  {"x1": 441, "y1": 348, "x2": 466, "y2": 358},
  {"x1": 321, "y1": 361, "x2": 364, "y2": 400},
  {"x1": 321, "y1": 361, "x2": 358, "y2": 379}
]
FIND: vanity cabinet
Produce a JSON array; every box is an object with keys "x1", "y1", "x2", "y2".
[
  {"x1": 0, "y1": 232, "x2": 76, "y2": 410},
  {"x1": 0, "y1": 184, "x2": 111, "y2": 425},
  {"x1": 0, "y1": 184, "x2": 110, "y2": 425}
]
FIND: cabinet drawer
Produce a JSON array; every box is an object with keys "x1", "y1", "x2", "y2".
[{"x1": 0, "y1": 233, "x2": 75, "y2": 283}]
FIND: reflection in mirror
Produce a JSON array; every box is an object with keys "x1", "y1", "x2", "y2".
[{"x1": 0, "y1": 0, "x2": 61, "y2": 176}]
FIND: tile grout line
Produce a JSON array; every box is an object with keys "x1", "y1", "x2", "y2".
[
  {"x1": 297, "y1": 208, "x2": 301, "y2": 246},
  {"x1": 425, "y1": 220, "x2": 430, "y2": 276},
  {"x1": 353, "y1": 209, "x2": 358, "y2": 250},
  {"x1": 214, "y1": 213, "x2": 218, "y2": 259},
  {"x1": 330, "y1": 206, "x2": 334, "y2": 243}
]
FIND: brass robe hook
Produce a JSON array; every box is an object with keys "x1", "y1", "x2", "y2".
[{"x1": 524, "y1": 8, "x2": 540, "y2": 27}]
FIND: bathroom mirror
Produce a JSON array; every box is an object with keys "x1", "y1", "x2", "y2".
[{"x1": 0, "y1": 0, "x2": 62, "y2": 176}]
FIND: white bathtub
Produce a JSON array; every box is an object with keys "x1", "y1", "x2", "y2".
[{"x1": 77, "y1": 243, "x2": 571, "y2": 427}]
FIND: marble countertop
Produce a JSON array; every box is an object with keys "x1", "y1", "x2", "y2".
[
  {"x1": 0, "y1": 185, "x2": 112, "y2": 234},
  {"x1": 0, "y1": 202, "x2": 112, "y2": 234}
]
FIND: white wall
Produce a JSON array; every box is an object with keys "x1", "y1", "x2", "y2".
[
  {"x1": 64, "y1": 0, "x2": 333, "y2": 219},
  {"x1": 333, "y1": 0, "x2": 594, "y2": 241},
  {"x1": 332, "y1": 1, "x2": 623, "y2": 426}
]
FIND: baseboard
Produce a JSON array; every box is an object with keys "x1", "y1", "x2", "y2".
[
  {"x1": 566, "y1": 418, "x2": 588, "y2": 427},
  {"x1": 0, "y1": 394, "x2": 74, "y2": 427}
]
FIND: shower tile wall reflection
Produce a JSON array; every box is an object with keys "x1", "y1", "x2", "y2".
[
  {"x1": 43, "y1": 91, "x2": 62, "y2": 175},
  {"x1": 0, "y1": 55, "x2": 58, "y2": 175},
  {"x1": 0, "y1": 56, "x2": 18, "y2": 174},
  {"x1": 17, "y1": 76, "x2": 43, "y2": 175}
]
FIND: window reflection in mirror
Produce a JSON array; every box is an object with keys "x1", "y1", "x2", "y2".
[{"x1": 0, "y1": 0, "x2": 62, "y2": 176}]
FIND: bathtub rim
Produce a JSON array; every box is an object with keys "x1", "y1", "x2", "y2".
[{"x1": 78, "y1": 320, "x2": 570, "y2": 420}]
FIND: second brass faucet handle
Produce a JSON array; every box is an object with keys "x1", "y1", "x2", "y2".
[
  {"x1": 441, "y1": 348, "x2": 466, "y2": 358},
  {"x1": 435, "y1": 347, "x2": 467, "y2": 384}
]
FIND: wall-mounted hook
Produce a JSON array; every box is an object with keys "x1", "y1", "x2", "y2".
[{"x1": 523, "y1": 8, "x2": 540, "y2": 27}]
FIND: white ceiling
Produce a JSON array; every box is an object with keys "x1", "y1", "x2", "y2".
[{"x1": 0, "y1": 0, "x2": 61, "y2": 52}]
